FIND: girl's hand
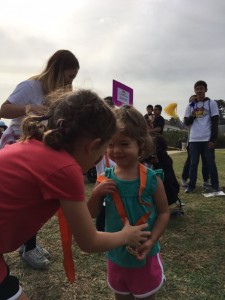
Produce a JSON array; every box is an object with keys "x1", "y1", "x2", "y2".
[
  {"x1": 93, "y1": 180, "x2": 116, "y2": 198},
  {"x1": 88, "y1": 180, "x2": 117, "y2": 218},
  {"x1": 122, "y1": 218, "x2": 151, "y2": 248},
  {"x1": 136, "y1": 237, "x2": 154, "y2": 260}
]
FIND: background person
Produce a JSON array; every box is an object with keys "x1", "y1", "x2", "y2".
[
  {"x1": 149, "y1": 105, "x2": 165, "y2": 136},
  {"x1": 95, "y1": 96, "x2": 116, "y2": 231},
  {"x1": 184, "y1": 80, "x2": 220, "y2": 193},
  {"x1": 181, "y1": 95, "x2": 210, "y2": 189},
  {"x1": 0, "y1": 49, "x2": 80, "y2": 269},
  {"x1": 144, "y1": 104, "x2": 154, "y2": 129},
  {"x1": 0, "y1": 120, "x2": 8, "y2": 139}
]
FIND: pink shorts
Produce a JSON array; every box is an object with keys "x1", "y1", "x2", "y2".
[{"x1": 107, "y1": 253, "x2": 165, "y2": 298}]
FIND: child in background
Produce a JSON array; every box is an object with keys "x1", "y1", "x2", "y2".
[
  {"x1": 95, "y1": 96, "x2": 116, "y2": 231},
  {"x1": 88, "y1": 105, "x2": 170, "y2": 300},
  {"x1": 0, "y1": 90, "x2": 151, "y2": 300},
  {"x1": 144, "y1": 104, "x2": 154, "y2": 129},
  {"x1": 0, "y1": 120, "x2": 7, "y2": 138}
]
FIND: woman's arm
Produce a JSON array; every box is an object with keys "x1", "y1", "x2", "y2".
[
  {"x1": 0, "y1": 100, "x2": 47, "y2": 119},
  {"x1": 0, "y1": 100, "x2": 26, "y2": 118},
  {"x1": 60, "y1": 199, "x2": 151, "y2": 253}
]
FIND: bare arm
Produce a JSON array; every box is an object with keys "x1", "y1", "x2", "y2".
[
  {"x1": 60, "y1": 199, "x2": 151, "y2": 253},
  {"x1": 0, "y1": 100, "x2": 47, "y2": 119},
  {"x1": 137, "y1": 176, "x2": 170, "y2": 259}
]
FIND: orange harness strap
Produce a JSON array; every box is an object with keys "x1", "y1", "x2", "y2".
[
  {"x1": 58, "y1": 208, "x2": 75, "y2": 283},
  {"x1": 57, "y1": 154, "x2": 112, "y2": 283},
  {"x1": 97, "y1": 164, "x2": 152, "y2": 226}
]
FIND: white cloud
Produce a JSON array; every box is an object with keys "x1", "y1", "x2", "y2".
[{"x1": 1, "y1": 0, "x2": 225, "y2": 126}]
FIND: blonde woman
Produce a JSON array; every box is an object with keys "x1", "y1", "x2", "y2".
[{"x1": 0, "y1": 49, "x2": 79, "y2": 269}]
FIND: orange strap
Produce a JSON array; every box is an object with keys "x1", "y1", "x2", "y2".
[
  {"x1": 138, "y1": 163, "x2": 152, "y2": 207},
  {"x1": 58, "y1": 208, "x2": 75, "y2": 283},
  {"x1": 97, "y1": 164, "x2": 152, "y2": 226}
]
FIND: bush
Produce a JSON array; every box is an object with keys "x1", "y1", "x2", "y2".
[{"x1": 163, "y1": 130, "x2": 188, "y2": 149}]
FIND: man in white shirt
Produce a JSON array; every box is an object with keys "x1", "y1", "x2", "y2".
[{"x1": 184, "y1": 80, "x2": 219, "y2": 193}]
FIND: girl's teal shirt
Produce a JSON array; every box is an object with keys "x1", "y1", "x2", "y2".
[{"x1": 104, "y1": 166, "x2": 164, "y2": 268}]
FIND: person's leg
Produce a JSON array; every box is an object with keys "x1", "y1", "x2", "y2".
[
  {"x1": 0, "y1": 256, "x2": 29, "y2": 300},
  {"x1": 203, "y1": 143, "x2": 219, "y2": 191},
  {"x1": 24, "y1": 235, "x2": 36, "y2": 252},
  {"x1": 115, "y1": 293, "x2": 134, "y2": 300},
  {"x1": 17, "y1": 292, "x2": 30, "y2": 300},
  {"x1": 187, "y1": 142, "x2": 201, "y2": 191},
  {"x1": 135, "y1": 294, "x2": 156, "y2": 300},
  {"x1": 21, "y1": 235, "x2": 50, "y2": 269},
  {"x1": 200, "y1": 148, "x2": 210, "y2": 183},
  {"x1": 181, "y1": 145, "x2": 190, "y2": 184}
]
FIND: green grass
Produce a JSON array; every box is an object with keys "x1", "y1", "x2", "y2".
[{"x1": 5, "y1": 150, "x2": 225, "y2": 299}]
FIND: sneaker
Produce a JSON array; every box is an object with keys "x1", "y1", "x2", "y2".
[
  {"x1": 19, "y1": 245, "x2": 51, "y2": 260},
  {"x1": 181, "y1": 179, "x2": 188, "y2": 188},
  {"x1": 202, "y1": 180, "x2": 211, "y2": 188},
  {"x1": 36, "y1": 245, "x2": 51, "y2": 260},
  {"x1": 22, "y1": 247, "x2": 50, "y2": 269},
  {"x1": 213, "y1": 188, "x2": 220, "y2": 193},
  {"x1": 185, "y1": 187, "x2": 194, "y2": 193}
]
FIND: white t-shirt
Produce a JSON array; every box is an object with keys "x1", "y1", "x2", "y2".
[
  {"x1": 7, "y1": 80, "x2": 44, "y2": 136},
  {"x1": 184, "y1": 99, "x2": 219, "y2": 142}
]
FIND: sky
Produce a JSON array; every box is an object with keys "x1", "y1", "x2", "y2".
[{"x1": 1, "y1": 0, "x2": 225, "y2": 125}]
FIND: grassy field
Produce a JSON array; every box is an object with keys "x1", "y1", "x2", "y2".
[{"x1": 5, "y1": 150, "x2": 225, "y2": 299}]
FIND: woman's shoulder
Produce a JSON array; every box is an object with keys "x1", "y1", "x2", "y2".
[{"x1": 12, "y1": 79, "x2": 41, "y2": 93}]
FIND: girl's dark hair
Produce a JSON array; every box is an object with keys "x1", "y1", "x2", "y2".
[
  {"x1": 115, "y1": 105, "x2": 155, "y2": 159},
  {"x1": 21, "y1": 89, "x2": 116, "y2": 152}
]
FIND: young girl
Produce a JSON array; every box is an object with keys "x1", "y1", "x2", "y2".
[
  {"x1": 88, "y1": 105, "x2": 170, "y2": 300},
  {"x1": 0, "y1": 90, "x2": 151, "y2": 300},
  {"x1": 0, "y1": 49, "x2": 80, "y2": 269}
]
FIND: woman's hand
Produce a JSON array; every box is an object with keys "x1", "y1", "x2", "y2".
[{"x1": 25, "y1": 104, "x2": 48, "y2": 115}]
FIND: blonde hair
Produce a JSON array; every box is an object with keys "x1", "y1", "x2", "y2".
[
  {"x1": 21, "y1": 89, "x2": 116, "y2": 153},
  {"x1": 114, "y1": 105, "x2": 155, "y2": 159},
  {"x1": 30, "y1": 50, "x2": 79, "y2": 96}
]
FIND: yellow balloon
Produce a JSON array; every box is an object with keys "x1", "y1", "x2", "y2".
[{"x1": 164, "y1": 103, "x2": 179, "y2": 119}]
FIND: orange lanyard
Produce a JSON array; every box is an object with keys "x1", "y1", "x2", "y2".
[{"x1": 97, "y1": 163, "x2": 152, "y2": 226}]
